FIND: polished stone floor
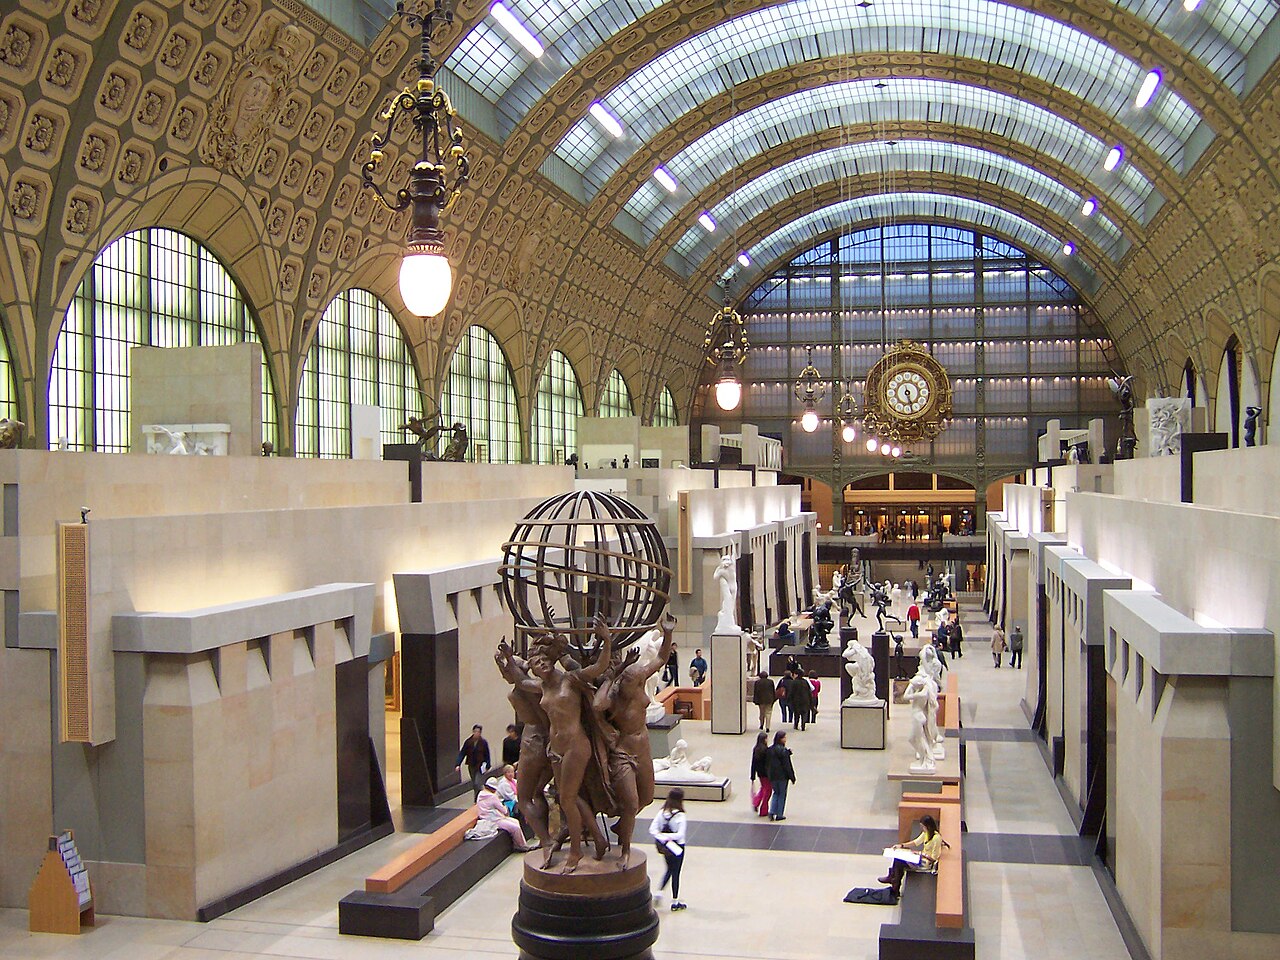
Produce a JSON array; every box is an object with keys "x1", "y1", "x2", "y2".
[{"x1": 0, "y1": 601, "x2": 1134, "y2": 959}]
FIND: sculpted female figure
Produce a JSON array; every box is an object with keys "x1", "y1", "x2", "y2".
[
  {"x1": 713, "y1": 553, "x2": 738, "y2": 633},
  {"x1": 528, "y1": 618, "x2": 615, "y2": 873},
  {"x1": 494, "y1": 641, "x2": 556, "y2": 853},
  {"x1": 592, "y1": 613, "x2": 676, "y2": 868}
]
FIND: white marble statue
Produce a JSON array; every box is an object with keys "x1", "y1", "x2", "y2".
[
  {"x1": 905, "y1": 674, "x2": 937, "y2": 774},
  {"x1": 832, "y1": 569, "x2": 844, "y2": 594},
  {"x1": 653, "y1": 738, "x2": 718, "y2": 783},
  {"x1": 841, "y1": 636, "x2": 883, "y2": 705},
  {"x1": 813, "y1": 586, "x2": 837, "y2": 609},
  {"x1": 917, "y1": 644, "x2": 945, "y2": 756},
  {"x1": 1147, "y1": 396, "x2": 1191, "y2": 457},
  {"x1": 745, "y1": 630, "x2": 765, "y2": 676},
  {"x1": 890, "y1": 583, "x2": 903, "y2": 617},
  {"x1": 713, "y1": 553, "x2": 739, "y2": 634},
  {"x1": 147, "y1": 425, "x2": 189, "y2": 455},
  {"x1": 630, "y1": 626, "x2": 668, "y2": 724}
]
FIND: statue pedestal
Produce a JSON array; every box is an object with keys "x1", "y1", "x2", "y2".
[
  {"x1": 646, "y1": 714, "x2": 681, "y2": 757},
  {"x1": 709, "y1": 631, "x2": 745, "y2": 734},
  {"x1": 512, "y1": 850, "x2": 658, "y2": 960},
  {"x1": 840, "y1": 702, "x2": 886, "y2": 750}
]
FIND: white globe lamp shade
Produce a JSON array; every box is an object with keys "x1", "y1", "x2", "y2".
[
  {"x1": 841, "y1": 421, "x2": 857, "y2": 443},
  {"x1": 714, "y1": 375, "x2": 742, "y2": 411},
  {"x1": 399, "y1": 251, "x2": 453, "y2": 317},
  {"x1": 800, "y1": 407, "x2": 819, "y2": 433},
  {"x1": 865, "y1": 437, "x2": 878, "y2": 452},
  {"x1": 880, "y1": 442, "x2": 891, "y2": 455},
  {"x1": 891, "y1": 445, "x2": 902, "y2": 458}
]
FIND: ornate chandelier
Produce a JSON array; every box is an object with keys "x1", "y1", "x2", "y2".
[
  {"x1": 794, "y1": 345, "x2": 825, "y2": 433},
  {"x1": 703, "y1": 279, "x2": 750, "y2": 411},
  {"x1": 360, "y1": 0, "x2": 471, "y2": 317}
]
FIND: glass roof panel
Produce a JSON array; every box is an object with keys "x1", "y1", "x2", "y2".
[
  {"x1": 622, "y1": 79, "x2": 1156, "y2": 232},
  {"x1": 666, "y1": 141, "x2": 1127, "y2": 268},
  {"x1": 444, "y1": 1, "x2": 1276, "y2": 133},
  {"x1": 553, "y1": 0, "x2": 1201, "y2": 195},
  {"x1": 721, "y1": 193, "x2": 1097, "y2": 292}
]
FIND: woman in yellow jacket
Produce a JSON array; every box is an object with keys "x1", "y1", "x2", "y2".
[{"x1": 878, "y1": 815, "x2": 946, "y2": 896}]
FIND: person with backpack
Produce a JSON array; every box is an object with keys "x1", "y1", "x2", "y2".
[
  {"x1": 878, "y1": 815, "x2": 948, "y2": 897},
  {"x1": 649, "y1": 788, "x2": 688, "y2": 911},
  {"x1": 805, "y1": 669, "x2": 821, "y2": 724},
  {"x1": 765, "y1": 731, "x2": 796, "y2": 821},
  {"x1": 787, "y1": 667, "x2": 813, "y2": 731},
  {"x1": 776, "y1": 671, "x2": 792, "y2": 724},
  {"x1": 752, "y1": 670, "x2": 777, "y2": 731},
  {"x1": 1009, "y1": 626, "x2": 1024, "y2": 669}
]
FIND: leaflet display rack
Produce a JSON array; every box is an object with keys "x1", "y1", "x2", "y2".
[{"x1": 28, "y1": 830, "x2": 94, "y2": 934}]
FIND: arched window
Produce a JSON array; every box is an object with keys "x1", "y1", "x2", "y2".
[
  {"x1": 653, "y1": 386, "x2": 678, "y2": 426},
  {"x1": 532, "y1": 350, "x2": 584, "y2": 464},
  {"x1": 1216, "y1": 336, "x2": 1242, "y2": 447},
  {"x1": 0, "y1": 315, "x2": 17, "y2": 421},
  {"x1": 49, "y1": 228, "x2": 278, "y2": 451},
  {"x1": 440, "y1": 325, "x2": 521, "y2": 463},
  {"x1": 296, "y1": 289, "x2": 423, "y2": 458},
  {"x1": 600, "y1": 369, "x2": 634, "y2": 418},
  {"x1": 1183, "y1": 359, "x2": 1198, "y2": 406}
]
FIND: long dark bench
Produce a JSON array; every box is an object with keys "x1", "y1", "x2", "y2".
[
  {"x1": 339, "y1": 828, "x2": 513, "y2": 940},
  {"x1": 878, "y1": 868, "x2": 975, "y2": 960}
]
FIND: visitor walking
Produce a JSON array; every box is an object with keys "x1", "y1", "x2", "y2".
[
  {"x1": 752, "y1": 670, "x2": 776, "y2": 731},
  {"x1": 991, "y1": 625, "x2": 1007, "y2": 668},
  {"x1": 787, "y1": 667, "x2": 813, "y2": 731},
  {"x1": 1009, "y1": 626, "x2": 1024, "y2": 669},
  {"x1": 454, "y1": 724, "x2": 491, "y2": 799},
  {"x1": 765, "y1": 731, "x2": 796, "y2": 821},
  {"x1": 805, "y1": 670, "x2": 821, "y2": 724},
  {"x1": 951, "y1": 619, "x2": 964, "y2": 658},
  {"x1": 749, "y1": 732, "x2": 772, "y2": 817},
  {"x1": 907, "y1": 601, "x2": 921, "y2": 638},
  {"x1": 776, "y1": 671, "x2": 792, "y2": 724},
  {"x1": 689, "y1": 648, "x2": 708, "y2": 686},
  {"x1": 501, "y1": 723, "x2": 521, "y2": 767},
  {"x1": 662, "y1": 642, "x2": 679, "y2": 686},
  {"x1": 650, "y1": 788, "x2": 688, "y2": 911}
]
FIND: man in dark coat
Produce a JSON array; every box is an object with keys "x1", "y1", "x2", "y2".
[
  {"x1": 764, "y1": 731, "x2": 796, "y2": 821},
  {"x1": 787, "y1": 667, "x2": 813, "y2": 731}
]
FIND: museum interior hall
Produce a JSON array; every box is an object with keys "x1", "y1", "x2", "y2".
[{"x1": 2, "y1": 2, "x2": 1280, "y2": 960}]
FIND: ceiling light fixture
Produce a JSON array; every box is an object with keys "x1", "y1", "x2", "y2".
[
  {"x1": 703, "y1": 278, "x2": 750, "y2": 412},
  {"x1": 698, "y1": 211, "x2": 717, "y2": 232},
  {"x1": 361, "y1": 0, "x2": 470, "y2": 318},
  {"x1": 1080, "y1": 197, "x2": 1097, "y2": 217},
  {"x1": 653, "y1": 166, "x2": 678, "y2": 192},
  {"x1": 880, "y1": 442, "x2": 892, "y2": 456},
  {"x1": 1135, "y1": 69, "x2": 1161, "y2": 109},
  {"x1": 489, "y1": 2, "x2": 544, "y2": 58},
  {"x1": 1183, "y1": 0, "x2": 1202, "y2": 10},
  {"x1": 737, "y1": 251, "x2": 751, "y2": 268},
  {"x1": 1104, "y1": 146, "x2": 1123, "y2": 171},
  {"x1": 589, "y1": 101, "x2": 624, "y2": 138},
  {"x1": 866, "y1": 437, "x2": 878, "y2": 452},
  {"x1": 794, "y1": 344, "x2": 826, "y2": 431},
  {"x1": 1062, "y1": 242, "x2": 1076, "y2": 256},
  {"x1": 800, "y1": 403, "x2": 820, "y2": 433}
]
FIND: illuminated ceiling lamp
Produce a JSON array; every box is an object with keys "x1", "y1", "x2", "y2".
[
  {"x1": 361, "y1": 1, "x2": 471, "y2": 318},
  {"x1": 703, "y1": 278, "x2": 750, "y2": 411},
  {"x1": 865, "y1": 437, "x2": 878, "y2": 452},
  {"x1": 837, "y1": 379, "x2": 858, "y2": 442},
  {"x1": 794, "y1": 344, "x2": 826, "y2": 433}
]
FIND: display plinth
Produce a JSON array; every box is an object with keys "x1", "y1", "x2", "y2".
[
  {"x1": 512, "y1": 849, "x2": 659, "y2": 960},
  {"x1": 646, "y1": 714, "x2": 681, "y2": 757},
  {"x1": 841, "y1": 702, "x2": 887, "y2": 749},
  {"x1": 768, "y1": 644, "x2": 842, "y2": 677},
  {"x1": 710, "y1": 631, "x2": 746, "y2": 734}
]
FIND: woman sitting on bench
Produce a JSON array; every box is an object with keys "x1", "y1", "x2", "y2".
[
  {"x1": 878, "y1": 815, "x2": 947, "y2": 896},
  {"x1": 476, "y1": 778, "x2": 538, "y2": 851}
]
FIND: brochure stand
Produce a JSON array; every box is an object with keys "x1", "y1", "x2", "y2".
[{"x1": 28, "y1": 830, "x2": 94, "y2": 934}]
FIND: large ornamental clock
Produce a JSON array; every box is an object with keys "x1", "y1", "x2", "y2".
[{"x1": 861, "y1": 339, "x2": 953, "y2": 444}]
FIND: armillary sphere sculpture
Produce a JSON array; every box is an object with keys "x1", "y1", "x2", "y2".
[{"x1": 496, "y1": 490, "x2": 672, "y2": 960}]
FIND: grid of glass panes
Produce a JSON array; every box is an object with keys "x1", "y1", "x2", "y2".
[
  {"x1": 653, "y1": 386, "x2": 678, "y2": 426},
  {"x1": 599, "y1": 369, "x2": 634, "y2": 417},
  {"x1": 0, "y1": 322, "x2": 16, "y2": 421},
  {"x1": 48, "y1": 229, "x2": 278, "y2": 452},
  {"x1": 296, "y1": 289, "x2": 423, "y2": 458},
  {"x1": 532, "y1": 350, "x2": 584, "y2": 464},
  {"x1": 439, "y1": 325, "x2": 521, "y2": 463},
  {"x1": 693, "y1": 222, "x2": 1118, "y2": 470}
]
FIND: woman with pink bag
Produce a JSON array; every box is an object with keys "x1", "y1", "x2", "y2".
[{"x1": 749, "y1": 732, "x2": 772, "y2": 816}]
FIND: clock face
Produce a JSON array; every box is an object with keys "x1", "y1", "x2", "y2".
[{"x1": 884, "y1": 367, "x2": 934, "y2": 419}]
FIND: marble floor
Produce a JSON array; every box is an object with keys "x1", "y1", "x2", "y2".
[{"x1": 0, "y1": 601, "x2": 1134, "y2": 960}]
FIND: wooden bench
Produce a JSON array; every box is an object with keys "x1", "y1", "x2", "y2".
[
  {"x1": 936, "y1": 673, "x2": 961, "y2": 732},
  {"x1": 880, "y1": 800, "x2": 972, "y2": 958},
  {"x1": 894, "y1": 801, "x2": 965, "y2": 929},
  {"x1": 897, "y1": 783, "x2": 961, "y2": 839},
  {"x1": 339, "y1": 806, "x2": 514, "y2": 940},
  {"x1": 655, "y1": 684, "x2": 710, "y2": 720}
]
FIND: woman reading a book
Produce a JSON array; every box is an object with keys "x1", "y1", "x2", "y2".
[{"x1": 878, "y1": 815, "x2": 946, "y2": 897}]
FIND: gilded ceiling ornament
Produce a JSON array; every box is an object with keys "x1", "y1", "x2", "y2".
[
  {"x1": 124, "y1": 12, "x2": 156, "y2": 51},
  {"x1": 64, "y1": 196, "x2": 93, "y2": 234},
  {"x1": 117, "y1": 149, "x2": 145, "y2": 185},
  {"x1": 44, "y1": 48, "x2": 79, "y2": 88},
  {"x1": 0, "y1": 25, "x2": 34, "y2": 68},
  {"x1": 24, "y1": 114, "x2": 55, "y2": 154},
  {"x1": 136, "y1": 90, "x2": 165, "y2": 126},
  {"x1": 99, "y1": 71, "x2": 131, "y2": 111},
  {"x1": 202, "y1": 21, "x2": 301, "y2": 176},
  {"x1": 9, "y1": 180, "x2": 39, "y2": 220}
]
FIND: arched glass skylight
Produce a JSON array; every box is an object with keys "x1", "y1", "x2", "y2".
[
  {"x1": 732, "y1": 193, "x2": 1097, "y2": 293},
  {"x1": 444, "y1": 0, "x2": 1276, "y2": 131},
  {"x1": 621, "y1": 79, "x2": 1156, "y2": 236},
  {"x1": 667, "y1": 141, "x2": 1128, "y2": 271},
  {"x1": 548, "y1": 0, "x2": 1201, "y2": 191}
]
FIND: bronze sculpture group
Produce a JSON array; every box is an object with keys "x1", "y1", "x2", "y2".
[
  {"x1": 494, "y1": 612, "x2": 675, "y2": 874},
  {"x1": 401, "y1": 414, "x2": 469, "y2": 461}
]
